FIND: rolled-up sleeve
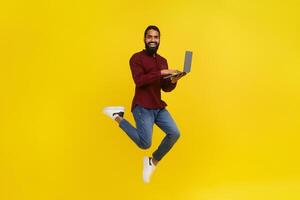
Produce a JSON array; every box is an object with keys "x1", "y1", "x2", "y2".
[{"x1": 161, "y1": 78, "x2": 177, "y2": 92}]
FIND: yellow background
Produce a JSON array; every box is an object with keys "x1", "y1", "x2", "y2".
[{"x1": 1, "y1": 0, "x2": 299, "y2": 199}]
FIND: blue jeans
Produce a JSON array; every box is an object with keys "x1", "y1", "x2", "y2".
[{"x1": 119, "y1": 105, "x2": 180, "y2": 161}]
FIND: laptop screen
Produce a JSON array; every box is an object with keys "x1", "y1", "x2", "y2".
[{"x1": 183, "y1": 51, "x2": 193, "y2": 73}]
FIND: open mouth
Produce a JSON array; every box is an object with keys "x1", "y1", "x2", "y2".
[{"x1": 148, "y1": 42, "x2": 157, "y2": 47}]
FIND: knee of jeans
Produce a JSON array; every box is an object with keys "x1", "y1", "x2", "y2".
[{"x1": 171, "y1": 131, "x2": 180, "y2": 141}]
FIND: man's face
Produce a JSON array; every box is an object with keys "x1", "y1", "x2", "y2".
[{"x1": 144, "y1": 29, "x2": 160, "y2": 55}]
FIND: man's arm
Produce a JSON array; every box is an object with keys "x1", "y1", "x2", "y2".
[
  {"x1": 129, "y1": 56, "x2": 176, "y2": 88},
  {"x1": 162, "y1": 72, "x2": 186, "y2": 92},
  {"x1": 129, "y1": 56, "x2": 161, "y2": 88},
  {"x1": 161, "y1": 78, "x2": 177, "y2": 92}
]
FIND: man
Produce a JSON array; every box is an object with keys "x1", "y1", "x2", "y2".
[{"x1": 103, "y1": 25, "x2": 185, "y2": 183}]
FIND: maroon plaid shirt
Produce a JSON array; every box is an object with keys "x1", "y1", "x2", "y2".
[{"x1": 129, "y1": 50, "x2": 177, "y2": 111}]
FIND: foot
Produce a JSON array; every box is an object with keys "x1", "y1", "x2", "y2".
[
  {"x1": 103, "y1": 106, "x2": 125, "y2": 120},
  {"x1": 143, "y1": 156, "x2": 156, "y2": 183}
]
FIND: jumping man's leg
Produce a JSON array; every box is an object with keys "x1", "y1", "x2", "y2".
[
  {"x1": 104, "y1": 106, "x2": 154, "y2": 148},
  {"x1": 103, "y1": 106, "x2": 161, "y2": 183},
  {"x1": 152, "y1": 108, "x2": 180, "y2": 165}
]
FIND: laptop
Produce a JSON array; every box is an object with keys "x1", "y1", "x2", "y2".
[{"x1": 163, "y1": 50, "x2": 193, "y2": 79}]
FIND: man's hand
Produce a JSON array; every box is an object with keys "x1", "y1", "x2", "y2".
[
  {"x1": 160, "y1": 69, "x2": 178, "y2": 75},
  {"x1": 170, "y1": 72, "x2": 186, "y2": 83}
]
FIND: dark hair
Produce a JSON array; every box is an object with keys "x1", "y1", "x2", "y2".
[{"x1": 144, "y1": 25, "x2": 160, "y2": 38}]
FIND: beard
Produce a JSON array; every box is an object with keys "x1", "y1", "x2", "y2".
[{"x1": 145, "y1": 42, "x2": 159, "y2": 56}]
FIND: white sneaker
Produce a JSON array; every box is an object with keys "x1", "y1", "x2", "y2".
[
  {"x1": 103, "y1": 106, "x2": 125, "y2": 120},
  {"x1": 143, "y1": 156, "x2": 156, "y2": 183}
]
